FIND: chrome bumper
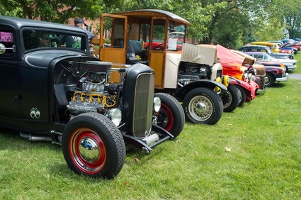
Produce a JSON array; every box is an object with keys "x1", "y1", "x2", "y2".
[{"x1": 276, "y1": 73, "x2": 288, "y2": 82}]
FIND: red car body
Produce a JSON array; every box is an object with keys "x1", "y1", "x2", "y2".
[{"x1": 216, "y1": 45, "x2": 259, "y2": 101}]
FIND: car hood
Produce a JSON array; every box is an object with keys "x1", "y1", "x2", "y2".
[
  {"x1": 256, "y1": 60, "x2": 282, "y2": 67},
  {"x1": 270, "y1": 52, "x2": 291, "y2": 57},
  {"x1": 275, "y1": 58, "x2": 297, "y2": 64},
  {"x1": 24, "y1": 49, "x2": 87, "y2": 67}
]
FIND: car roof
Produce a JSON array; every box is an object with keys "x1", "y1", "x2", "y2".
[
  {"x1": 241, "y1": 45, "x2": 269, "y2": 49},
  {"x1": 244, "y1": 52, "x2": 267, "y2": 54},
  {"x1": 0, "y1": 16, "x2": 87, "y2": 34}
]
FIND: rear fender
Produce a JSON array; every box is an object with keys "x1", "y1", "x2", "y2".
[
  {"x1": 229, "y1": 77, "x2": 258, "y2": 101},
  {"x1": 175, "y1": 80, "x2": 227, "y2": 100}
]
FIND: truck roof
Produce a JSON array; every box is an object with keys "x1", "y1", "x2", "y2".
[{"x1": 113, "y1": 9, "x2": 191, "y2": 25}]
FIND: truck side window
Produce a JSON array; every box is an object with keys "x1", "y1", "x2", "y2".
[
  {"x1": 152, "y1": 19, "x2": 165, "y2": 51},
  {"x1": 112, "y1": 18, "x2": 125, "y2": 48}
]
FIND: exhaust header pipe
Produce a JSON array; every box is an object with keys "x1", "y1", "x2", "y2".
[{"x1": 19, "y1": 131, "x2": 52, "y2": 142}]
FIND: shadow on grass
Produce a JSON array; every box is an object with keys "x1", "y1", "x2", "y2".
[
  {"x1": 267, "y1": 82, "x2": 287, "y2": 88},
  {"x1": 0, "y1": 127, "x2": 60, "y2": 150},
  {"x1": 0, "y1": 127, "x2": 166, "y2": 181}
]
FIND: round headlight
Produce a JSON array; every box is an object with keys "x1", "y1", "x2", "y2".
[
  {"x1": 107, "y1": 108, "x2": 122, "y2": 126},
  {"x1": 153, "y1": 97, "x2": 161, "y2": 112}
]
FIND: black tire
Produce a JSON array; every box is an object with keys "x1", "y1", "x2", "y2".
[
  {"x1": 220, "y1": 84, "x2": 240, "y2": 112},
  {"x1": 183, "y1": 88, "x2": 223, "y2": 125},
  {"x1": 154, "y1": 93, "x2": 185, "y2": 138},
  {"x1": 234, "y1": 85, "x2": 246, "y2": 107},
  {"x1": 62, "y1": 112, "x2": 126, "y2": 179},
  {"x1": 265, "y1": 72, "x2": 275, "y2": 87}
]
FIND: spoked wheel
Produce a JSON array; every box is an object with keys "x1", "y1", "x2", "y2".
[
  {"x1": 220, "y1": 84, "x2": 240, "y2": 112},
  {"x1": 155, "y1": 93, "x2": 185, "y2": 138},
  {"x1": 183, "y1": 88, "x2": 223, "y2": 125},
  {"x1": 62, "y1": 112, "x2": 126, "y2": 179}
]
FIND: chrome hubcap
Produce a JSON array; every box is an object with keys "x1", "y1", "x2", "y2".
[{"x1": 79, "y1": 137, "x2": 100, "y2": 163}]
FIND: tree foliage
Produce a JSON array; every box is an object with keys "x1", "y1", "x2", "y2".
[
  {"x1": 1, "y1": 0, "x2": 301, "y2": 48},
  {"x1": 0, "y1": 0, "x2": 121, "y2": 23}
]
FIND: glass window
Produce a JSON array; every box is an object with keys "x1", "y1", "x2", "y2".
[
  {"x1": 255, "y1": 54, "x2": 263, "y2": 59},
  {"x1": 168, "y1": 23, "x2": 185, "y2": 51},
  {"x1": 152, "y1": 19, "x2": 165, "y2": 50},
  {"x1": 22, "y1": 29, "x2": 87, "y2": 51},
  {"x1": 101, "y1": 17, "x2": 125, "y2": 48}
]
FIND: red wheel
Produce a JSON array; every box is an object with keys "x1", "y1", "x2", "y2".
[
  {"x1": 69, "y1": 128, "x2": 107, "y2": 174},
  {"x1": 62, "y1": 112, "x2": 126, "y2": 179},
  {"x1": 158, "y1": 103, "x2": 173, "y2": 131},
  {"x1": 155, "y1": 93, "x2": 185, "y2": 138}
]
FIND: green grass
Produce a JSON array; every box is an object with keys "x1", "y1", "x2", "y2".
[
  {"x1": 1, "y1": 55, "x2": 301, "y2": 199},
  {"x1": 292, "y1": 53, "x2": 301, "y2": 73}
]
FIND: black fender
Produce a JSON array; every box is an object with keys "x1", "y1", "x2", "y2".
[{"x1": 175, "y1": 80, "x2": 227, "y2": 101}]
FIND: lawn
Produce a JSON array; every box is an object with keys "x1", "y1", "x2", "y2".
[{"x1": 0, "y1": 54, "x2": 301, "y2": 200}]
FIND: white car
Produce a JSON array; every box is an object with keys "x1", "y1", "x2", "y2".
[{"x1": 245, "y1": 51, "x2": 297, "y2": 72}]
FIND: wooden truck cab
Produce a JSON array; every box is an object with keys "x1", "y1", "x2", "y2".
[{"x1": 92, "y1": 9, "x2": 191, "y2": 89}]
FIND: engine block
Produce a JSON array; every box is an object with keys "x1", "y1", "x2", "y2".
[{"x1": 68, "y1": 91, "x2": 117, "y2": 114}]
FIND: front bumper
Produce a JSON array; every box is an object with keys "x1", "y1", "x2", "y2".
[
  {"x1": 288, "y1": 64, "x2": 297, "y2": 71},
  {"x1": 276, "y1": 73, "x2": 288, "y2": 82}
]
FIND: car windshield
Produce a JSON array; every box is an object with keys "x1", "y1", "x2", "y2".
[
  {"x1": 263, "y1": 53, "x2": 274, "y2": 60},
  {"x1": 22, "y1": 29, "x2": 87, "y2": 51}
]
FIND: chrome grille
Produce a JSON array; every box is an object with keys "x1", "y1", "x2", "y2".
[{"x1": 132, "y1": 72, "x2": 154, "y2": 137}]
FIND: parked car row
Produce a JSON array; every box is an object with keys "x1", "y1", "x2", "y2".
[
  {"x1": 0, "y1": 10, "x2": 261, "y2": 180},
  {"x1": 239, "y1": 45, "x2": 294, "y2": 59},
  {"x1": 241, "y1": 52, "x2": 289, "y2": 87},
  {"x1": 0, "y1": 10, "x2": 296, "y2": 180},
  {"x1": 238, "y1": 44, "x2": 298, "y2": 87}
]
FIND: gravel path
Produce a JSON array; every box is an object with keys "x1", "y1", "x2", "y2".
[{"x1": 289, "y1": 73, "x2": 301, "y2": 80}]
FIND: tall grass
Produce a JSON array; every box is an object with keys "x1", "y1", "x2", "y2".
[{"x1": 0, "y1": 55, "x2": 301, "y2": 200}]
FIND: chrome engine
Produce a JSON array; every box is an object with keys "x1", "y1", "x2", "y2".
[
  {"x1": 66, "y1": 70, "x2": 121, "y2": 117},
  {"x1": 178, "y1": 61, "x2": 212, "y2": 86},
  {"x1": 67, "y1": 75, "x2": 117, "y2": 115},
  {"x1": 53, "y1": 58, "x2": 120, "y2": 116}
]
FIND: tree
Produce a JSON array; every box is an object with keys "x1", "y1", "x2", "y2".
[
  {"x1": 1, "y1": 0, "x2": 301, "y2": 46},
  {"x1": 0, "y1": 0, "x2": 121, "y2": 23}
]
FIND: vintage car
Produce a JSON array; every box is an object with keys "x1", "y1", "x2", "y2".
[
  {"x1": 288, "y1": 41, "x2": 301, "y2": 51},
  {"x1": 243, "y1": 53, "x2": 288, "y2": 86},
  {"x1": 279, "y1": 43, "x2": 298, "y2": 54},
  {"x1": 216, "y1": 45, "x2": 264, "y2": 105},
  {"x1": 255, "y1": 60, "x2": 288, "y2": 87},
  {"x1": 239, "y1": 45, "x2": 294, "y2": 59},
  {"x1": 244, "y1": 51, "x2": 297, "y2": 72},
  {"x1": 92, "y1": 9, "x2": 235, "y2": 124},
  {"x1": 251, "y1": 41, "x2": 294, "y2": 55},
  {"x1": 0, "y1": 16, "x2": 185, "y2": 179},
  {"x1": 256, "y1": 60, "x2": 288, "y2": 87}
]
